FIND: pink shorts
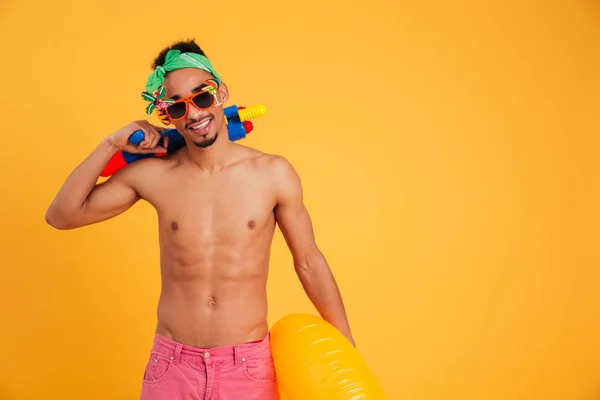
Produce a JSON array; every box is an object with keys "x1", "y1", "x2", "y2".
[{"x1": 139, "y1": 332, "x2": 280, "y2": 400}]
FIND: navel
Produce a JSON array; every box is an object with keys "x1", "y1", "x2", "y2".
[
  {"x1": 171, "y1": 221, "x2": 179, "y2": 232},
  {"x1": 208, "y1": 297, "x2": 217, "y2": 307},
  {"x1": 247, "y1": 220, "x2": 256, "y2": 229}
]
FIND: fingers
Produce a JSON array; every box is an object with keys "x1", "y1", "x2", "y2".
[
  {"x1": 118, "y1": 120, "x2": 169, "y2": 154},
  {"x1": 138, "y1": 146, "x2": 168, "y2": 154},
  {"x1": 137, "y1": 121, "x2": 163, "y2": 150}
]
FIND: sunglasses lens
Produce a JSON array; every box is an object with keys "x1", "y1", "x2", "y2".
[
  {"x1": 192, "y1": 91, "x2": 216, "y2": 109},
  {"x1": 167, "y1": 103, "x2": 187, "y2": 119}
]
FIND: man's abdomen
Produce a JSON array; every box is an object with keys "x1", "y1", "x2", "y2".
[{"x1": 155, "y1": 270, "x2": 269, "y2": 348}]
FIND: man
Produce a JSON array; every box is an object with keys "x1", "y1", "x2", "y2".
[{"x1": 45, "y1": 39, "x2": 354, "y2": 399}]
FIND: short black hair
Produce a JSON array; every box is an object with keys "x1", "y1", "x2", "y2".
[{"x1": 152, "y1": 39, "x2": 208, "y2": 69}]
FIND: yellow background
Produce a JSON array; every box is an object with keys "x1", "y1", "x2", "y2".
[{"x1": 0, "y1": 1, "x2": 598, "y2": 399}]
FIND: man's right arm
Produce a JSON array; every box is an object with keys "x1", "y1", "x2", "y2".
[{"x1": 45, "y1": 121, "x2": 167, "y2": 230}]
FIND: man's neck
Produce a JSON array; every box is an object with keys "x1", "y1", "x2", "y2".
[{"x1": 183, "y1": 134, "x2": 234, "y2": 173}]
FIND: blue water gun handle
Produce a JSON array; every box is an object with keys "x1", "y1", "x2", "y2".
[{"x1": 129, "y1": 130, "x2": 146, "y2": 145}]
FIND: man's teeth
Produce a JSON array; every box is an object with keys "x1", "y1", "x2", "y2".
[{"x1": 192, "y1": 119, "x2": 211, "y2": 130}]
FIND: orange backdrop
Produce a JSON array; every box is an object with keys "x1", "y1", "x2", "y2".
[{"x1": 0, "y1": 1, "x2": 598, "y2": 399}]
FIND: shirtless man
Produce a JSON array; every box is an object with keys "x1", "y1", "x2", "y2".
[{"x1": 45, "y1": 40, "x2": 354, "y2": 399}]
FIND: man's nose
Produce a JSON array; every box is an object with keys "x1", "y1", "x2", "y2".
[{"x1": 186, "y1": 103, "x2": 204, "y2": 121}]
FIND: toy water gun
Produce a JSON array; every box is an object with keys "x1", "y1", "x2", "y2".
[{"x1": 100, "y1": 104, "x2": 266, "y2": 177}]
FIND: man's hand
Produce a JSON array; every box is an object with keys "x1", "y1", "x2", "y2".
[
  {"x1": 270, "y1": 155, "x2": 356, "y2": 348},
  {"x1": 107, "y1": 120, "x2": 169, "y2": 154}
]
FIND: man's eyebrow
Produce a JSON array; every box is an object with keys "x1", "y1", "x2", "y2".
[{"x1": 169, "y1": 84, "x2": 208, "y2": 101}]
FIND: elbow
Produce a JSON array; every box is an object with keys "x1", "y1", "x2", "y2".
[
  {"x1": 294, "y1": 250, "x2": 328, "y2": 276},
  {"x1": 45, "y1": 208, "x2": 76, "y2": 230},
  {"x1": 45, "y1": 210, "x2": 66, "y2": 229},
  {"x1": 294, "y1": 261, "x2": 311, "y2": 276}
]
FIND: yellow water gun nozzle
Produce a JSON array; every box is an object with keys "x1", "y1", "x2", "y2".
[{"x1": 238, "y1": 104, "x2": 267, "y2": 121}]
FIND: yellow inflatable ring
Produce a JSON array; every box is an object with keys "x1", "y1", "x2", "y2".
[{"x1": 270, "y1": 313, "x2": 388, "y2": 399}]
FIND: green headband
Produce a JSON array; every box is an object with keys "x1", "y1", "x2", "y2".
[{"x1": 145, "y1": 49, "x2": 223, "y2": 93}]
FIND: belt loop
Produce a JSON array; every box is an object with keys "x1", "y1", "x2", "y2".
[
  {"x1": 173, "y1": 344, "x2": 183, "y2": 363},
  {"x1": 234, "y1": 345, "x2": 244, "y2": 365}
]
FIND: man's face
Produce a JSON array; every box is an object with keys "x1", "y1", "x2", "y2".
[{"x1": 162, "y1": 68, "x2": 229, "y2": 148}]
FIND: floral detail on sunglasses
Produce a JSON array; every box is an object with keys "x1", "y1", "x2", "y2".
[{"x1": 141, "y1": 86, "x2": 175, "y2": 115}]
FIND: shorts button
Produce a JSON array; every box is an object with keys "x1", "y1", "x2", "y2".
[{"x1": 204, "y1": 352, "x2": 210, "y2": 359}]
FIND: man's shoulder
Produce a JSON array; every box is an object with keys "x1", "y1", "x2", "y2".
[
  {"x1": 232, "y1": 143, "x2": 290, "y2": 168},
  {"x1": 250, "y1": 152, "x2": 302, "y2": 197},
  {"x1": 248, "y1": 151, "x2": 296, "y2": 176},
  {"x1": 231, "y1": 147, "x2": 299, "y2": 196}
]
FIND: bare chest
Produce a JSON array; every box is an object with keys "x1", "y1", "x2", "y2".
[{"x1": 139, "y1": 167, "x2": 276, "y2": 244}]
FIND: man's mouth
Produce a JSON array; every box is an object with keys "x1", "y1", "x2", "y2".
[{"x1": 188, "y1": 116, "x2": 213, "y2": 133}]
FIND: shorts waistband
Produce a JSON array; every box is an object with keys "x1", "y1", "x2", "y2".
[{"x1": 150, "y1": 331, "x2": 272, "y2": 365}]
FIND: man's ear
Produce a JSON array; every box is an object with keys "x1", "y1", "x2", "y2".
[{"x1": 218, "y1": 81, "x2": 230, "y2": 104}]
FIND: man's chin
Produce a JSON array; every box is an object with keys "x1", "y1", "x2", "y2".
[{"x1": 192, "y1": 132, "x2": 218, "y2": 148}]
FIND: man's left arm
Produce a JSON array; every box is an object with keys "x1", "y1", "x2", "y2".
[{"x1": 271, "y1": 156, "x2": 355, "y2": 347}]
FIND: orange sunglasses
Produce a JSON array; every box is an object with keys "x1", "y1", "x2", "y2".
[{"x1": 156, "y1": 79, "x2": 222, "y2": 124}]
